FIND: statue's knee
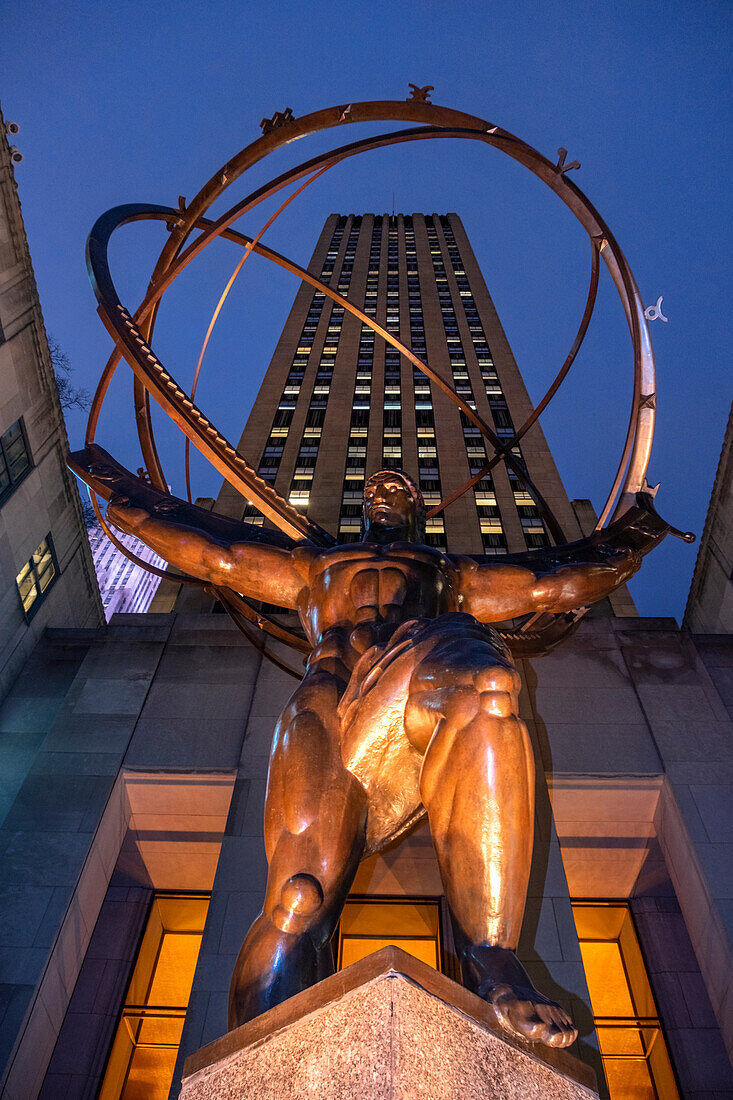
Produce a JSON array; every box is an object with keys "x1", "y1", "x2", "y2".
[
  {"x1": 479, "y1": 690, "x2": 514, "y2": 718},
  {"x1": 475, "y1": 665, "x2": 519, "y2": 696},
  {"x1": 272, "y1": 873, "x2": 324, "y2": 934}
]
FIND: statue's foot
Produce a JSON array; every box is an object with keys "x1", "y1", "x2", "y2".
[
  {"x1": 480, "y1": 980, "x2": 577, "y2": 1047},
  {"x1": 457, "y1": 943, "x2": 578, "y2": 1048}
]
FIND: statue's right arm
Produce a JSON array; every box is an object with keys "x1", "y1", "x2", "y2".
[{"x1": 107, "y1": 498, "x2": 313, "y2": 609}]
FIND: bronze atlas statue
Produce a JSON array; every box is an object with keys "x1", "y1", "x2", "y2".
[{"x1": 70, "y1": 92, "x2": 693, "y2": 1051}]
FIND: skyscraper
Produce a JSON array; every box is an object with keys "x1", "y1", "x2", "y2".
[
  {"x1": 88, "y1": 522, "x2": 165, "y2": 618},
  {"x1": 214, "y1": 213, "x2": 582, "y2": 555}
]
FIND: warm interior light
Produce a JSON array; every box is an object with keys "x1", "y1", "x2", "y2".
[
  {"x1": 99, "y1": 894, "x2": 209, "y2": 1100},
  {"x1": 572, "y1": 902, "x2": 679, "y2": 1100},
  {"x1": 337, "y1": 898, "x2": 441, "y2": 971}
]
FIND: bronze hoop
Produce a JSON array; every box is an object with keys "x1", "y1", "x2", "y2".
[{"x1": 81, "y1": 96, "x2": 657, "y2": 667}]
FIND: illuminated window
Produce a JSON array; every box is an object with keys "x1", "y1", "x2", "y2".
[
  {"x1": 99, "y1": 894, "x2": 209, "y2": 1100},
  {"x1": 572, "y1": 902, "x2": 679, "y2": 1100},
  {"x1": 16, "y1": 534, "x2": 57, "y2": 619},
  {"x1": 337, "y1": 897, "x2": 442, "y2": 971}
]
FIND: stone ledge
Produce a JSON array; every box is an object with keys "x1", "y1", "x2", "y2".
[{"x1": 180, "y1": 946, "x2": 597, "y2": 1098}]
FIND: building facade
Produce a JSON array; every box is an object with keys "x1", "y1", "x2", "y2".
[
  {"x1": 684, "y1": 402, "x2": 733, "y2": 633},
  {"x1": 216, "y1": 212, "x2": 581, "y2": 553},
  {"x1": 0, "y1": 212, "x2": 730, "y2": 1100},
  {"x1": 0, "y1": 104, "x2": 102, "y2": 700},
  {"x1": 88, "y1": 522, "x2": 165, "y2": 619}
]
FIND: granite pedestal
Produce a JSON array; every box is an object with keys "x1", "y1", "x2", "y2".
[{"x1": 179, "y1": 947, "x2": 598, "y2": 1099}]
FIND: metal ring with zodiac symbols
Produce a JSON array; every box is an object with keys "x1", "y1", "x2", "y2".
[{"x1": 74, "y1": 91, "x2": 662, "y2": 671}]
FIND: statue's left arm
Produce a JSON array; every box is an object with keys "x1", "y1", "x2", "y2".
[{"x1": 452, "y1": 492, "x2": 693, "y2": 622}]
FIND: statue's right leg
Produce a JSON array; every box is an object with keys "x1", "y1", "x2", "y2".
[{"x1": 228, "y1": 670, "x2": 368, "y2": 1029}]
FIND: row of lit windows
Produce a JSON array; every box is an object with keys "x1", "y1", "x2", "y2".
[
  {"x1": 99, "y1": 890, "x2": 681, "y2": 1100},
  {"x1": 428, "y1": 218, "x2": 552, "y2": 553},
  {"x1": 244, "y1": 244, "x2": 332, "y2": 524},
  {"x1": 338, "y1": 221, "x2": 383, "y2": 540},
  {"x1": 425, "y1": 220, "x2": 506, "y2": 556},
  {"x1": 382, "y1": 225, "x2": 402, "y2": 469},
  {"x1": 404, "y1": 224, "x2": 446, "y2": 552},
  {"x1": 244, "y1": 221, "x2": 360, "y2": 524},
  {"x1": 438, "y1": 221, "x2": 550, "y2": 549},
  {"x1": 287, "y1": 220, "x2": 362, "y2": 511}
]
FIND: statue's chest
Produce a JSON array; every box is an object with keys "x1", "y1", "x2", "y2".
[
  {"x1": 348, "y1": 565, "x2": 410, "y2": 616},
  {"x1": 319, "y1": 554, "x2": 447, "y2": 621}
]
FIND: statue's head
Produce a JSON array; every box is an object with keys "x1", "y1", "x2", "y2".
[{"x1": 361, "y1": 469, "x2": 426, "y2": 542}]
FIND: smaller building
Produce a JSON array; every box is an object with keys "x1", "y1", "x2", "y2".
[
  {"x1": 88, "y1": 522, "x2": 165, "y2": 618},
  {"x1": 0, "y1": 102, "x2": 102, "y2": 700},
  {"x1": 684, "y1": 401, "x2": 733, "y2": 633}
]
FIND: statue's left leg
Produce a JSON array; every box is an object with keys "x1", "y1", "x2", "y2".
[{"x1": 406, "y1": 647, "x2": 577, "y2": 1049}]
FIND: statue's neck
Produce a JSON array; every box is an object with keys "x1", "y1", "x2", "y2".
[{"x1": 364, "y1": 521, "x2": 411, "y2": 545}]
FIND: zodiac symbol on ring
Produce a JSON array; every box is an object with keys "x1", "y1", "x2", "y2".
[{"x1": 644, "y1": 295, "x2": 668, "y2": 322}]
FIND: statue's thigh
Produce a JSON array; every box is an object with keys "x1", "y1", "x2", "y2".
[{"x1": 266, "y1": 670, "x2": 355, "y2": 853}]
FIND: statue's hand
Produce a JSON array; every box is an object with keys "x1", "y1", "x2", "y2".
[{"x1": 107, "y1": 495, "x2": 150, "y2": 534}]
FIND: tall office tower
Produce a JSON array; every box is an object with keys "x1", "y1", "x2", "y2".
[
  {"x1": 88, "y1": 522, "x2": 165, "y2": 618},
  {"x1": 214, "y1": 213, "x2": 584, "y2": 557},
  {"x1": 0, "y1": 106, "x2": 102, "y2": 697}
]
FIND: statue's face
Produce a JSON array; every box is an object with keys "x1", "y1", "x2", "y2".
[{"x1": 363, "y1": 475, "x2": 415, "y2": 530}]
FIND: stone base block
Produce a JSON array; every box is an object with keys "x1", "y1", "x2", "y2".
[{"x1": 180, "y1": 946, "x2": 598, "y2": 1099}]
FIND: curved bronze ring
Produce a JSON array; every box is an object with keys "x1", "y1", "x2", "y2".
[
  {"x1": 141, "y1": 101, "x2": 654, "y2": 525},
  {"x1": 80, "y1": 97, "x2": 657, "y2": 661}
]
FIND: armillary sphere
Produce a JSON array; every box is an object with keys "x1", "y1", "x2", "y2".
[{"x1": 75, "y1": 91, "x2": 669, "y2": 677}]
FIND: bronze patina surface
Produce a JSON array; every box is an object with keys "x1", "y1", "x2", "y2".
[
  {"x1": 72, "y1": 447, "x2": 675, "y2": 1049},
  {"x1": 78, "y1": 92, "x2": 690, "y2": 660},
  {"x1": 70, "y1": 92, "x2": 695, "y2": 1052}
]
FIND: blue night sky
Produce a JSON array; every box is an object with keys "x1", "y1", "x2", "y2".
[{"x1": 2, "y1": 1, "x2": 731, "y2": 620}]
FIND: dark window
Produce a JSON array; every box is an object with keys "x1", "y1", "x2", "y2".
[
  {"x1": 16, "y1": 534, "x2": 57, "y2": 620},
  {"x1": 0, "y1": 418, "x2": 32, "y2": 503},
  {"x1": 481, "y1": 533, "x2": 507, "y2": 550}
]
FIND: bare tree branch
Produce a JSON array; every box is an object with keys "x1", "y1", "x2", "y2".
[{"x1": 48, "y1": 336, "x2": 90, "y2": 412}]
